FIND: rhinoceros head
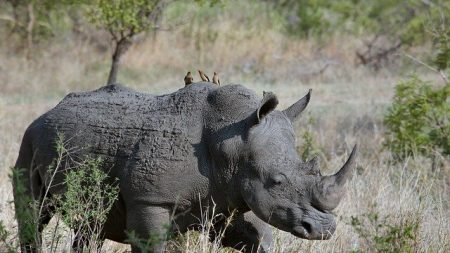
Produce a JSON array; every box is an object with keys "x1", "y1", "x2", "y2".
[{"x1": 239, "y1": 90, "x2": 357, "y2": 240}]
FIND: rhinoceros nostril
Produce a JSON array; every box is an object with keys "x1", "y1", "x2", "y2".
[{"x1": 301, "y1": 221, "x2": 312, "y2": 234}]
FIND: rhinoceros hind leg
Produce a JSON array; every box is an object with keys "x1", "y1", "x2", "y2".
[{"x1": 14, "y1": 142, "x2": 55, "y2": 253}]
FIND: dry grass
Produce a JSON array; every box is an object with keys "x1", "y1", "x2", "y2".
[
  {"x1": 272, "y1": 156, "x2": 450, "y2": 252},
  {"x1": 0, "y1": 5, "x2": 449, "y2": 252}
]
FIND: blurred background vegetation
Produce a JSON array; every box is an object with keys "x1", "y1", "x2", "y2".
[
  {"x1": 1, "y1": 0, "x2": 449, "y2": 76},
  {"x1": 1, "y1": 0, "x2": 448, "y2": 161},
  {"x1": 0, "y1": 0, "x2": 449, "y2": 252}
]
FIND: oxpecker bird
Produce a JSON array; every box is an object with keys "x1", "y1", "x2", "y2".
[
  {"x1": 212, "y1": 72, "x2": 220, "y2": 85},
  {"x1": 184, "y1": 71, "x2": 193, "y2": 86},
  {"x1": 198, "y1": 70, "x2": 210, "y2": 82}
]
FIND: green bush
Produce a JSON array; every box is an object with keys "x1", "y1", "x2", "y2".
[
  {"x1": 11, "y1": 167, "x2": 39, "y2": 250},
  {"x1": 383, "y1": 76, "x2": 450, "y2": 160},
  {"x1": 55, "y1": 156, "x2": 119, "y2": 251},
  {"x1": 298, "y1": 116, "x2": 321, "y2": 161},
  {"x1": 349, "y1": 210, "x2": 419, "y2": 253},
  {"x1": 0, "y1": 220, "x2": 16, "y2": 253},
  {"x1": 434, "y1": 26, "x2": 450, "y2": 71},
  {"x1": 7, "y1": 134, "x2": 119, "y2": 252},
  {"x1": 274, "y1": 0, "x2": 449, "y2": 42}
]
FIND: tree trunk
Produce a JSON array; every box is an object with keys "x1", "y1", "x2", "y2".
[
  {"x1": 107, "y1": 37, "x2": 132, "y2": 85},
  {"x1": 26, "y1": 2, "x2": 35, "y2": 58},
  {"x1": 431, "y1": 153, "x2": 437, "y2": 173}
]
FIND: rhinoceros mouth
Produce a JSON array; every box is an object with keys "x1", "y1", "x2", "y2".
[
  {"x1": 291, "y1": 225, "x2": 333, "y2": 240},
  {"x1": 291, "y1": 226, "x2": 309, "y2": 239}
]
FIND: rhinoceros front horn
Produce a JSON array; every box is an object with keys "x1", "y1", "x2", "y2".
[
  {"x1": 283, "y1": 89, "x2": 311, "y2": 122},
  {"x1": 313, "y1": 145, "x2": 357, "y2": 211}
]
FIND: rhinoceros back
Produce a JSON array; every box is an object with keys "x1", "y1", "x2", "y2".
[{"x1": 26, "y1": 84, "x2": 214, "y2": 179}]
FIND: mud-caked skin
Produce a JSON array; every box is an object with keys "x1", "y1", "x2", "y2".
[{"x1": 14, "y1": 82, "x2": 357, "y2": 253}]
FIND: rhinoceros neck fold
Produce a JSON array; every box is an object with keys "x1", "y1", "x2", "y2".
[{"x1": 202, "y1": 85, "x2": 261, "y2": 211}]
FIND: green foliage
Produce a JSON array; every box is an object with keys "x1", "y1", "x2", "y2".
[
  {"x1": 8, "y1": 134, "x2": 119, "y2": 252},
  {"x1": 384, "y1": 76, "x2": 450, "y2": 159},
  {"x1": 434, "y1": 26, "x2": 450, "y2": 71},
  {"x1": 57, "y1": 157, "x2": 118, "y2": 225},
  {"x1": 0, "y1": 220, "x2": 17, "y2": 253},
  {"x1": 52, "y1": 133, "x2": 119, "y2": 252},
  {"x1": 349, "y1": 210, "x2": 419, "y2": 253},
  {"x1": 194, "y1": 0, "x2": 222, "y2": 7},
  {"x1": 87, "y1": 0, "x2": 162, "y2": 37},
  {"x1": 0, "y1": 0, "x2": 85, "y2": 47},
  {"x1": 274, "y1": 0, "x2": 449, "y2": 43},
  {"x1": 10, "y1": 167, "x2": 39, "y2": 248},
  {"x1": 300, "y1": 129, "x2": 316, "y2": 161},
  {"x1": 331, "y1": 0, "x2": 431, "y2": 45},
  {"x1": 54, "y1": 156, "x2": 119, "y2": 250},
  {"x1": 291, "y1": 0, "x2": 331, "y2": 37},
  {"x1": 85, "y1": 0, "x2": 183, "y2": 84},
  {"x1": 272, "y1": 0, "x2": 331, "y2": 37},
  {"x1": 125, "y1": 229, "x2": 167, "y2": 252},
  {"x1": 298, "y1": 116, "x2": 321, "y2": 161}
]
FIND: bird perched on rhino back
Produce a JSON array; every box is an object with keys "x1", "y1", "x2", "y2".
[
  {"x1": 184, "y1": 71, "x2": 193, "y2": 86},
  {"x1": 198, "y1": 69, "x2": 210, "y2": 82},
  {"x1": 212, "y1": 72, "x2": 220, "y2": 85}
]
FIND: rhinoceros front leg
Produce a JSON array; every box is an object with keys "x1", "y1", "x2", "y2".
[
  {"x1": 217, "y1": 211, "x2": 273, "y2": 253},
  {"x1": 126, "y1": 205, "x2": 171, "y2": 253}
]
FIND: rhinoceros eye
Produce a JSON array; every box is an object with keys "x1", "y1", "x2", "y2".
[{"x1": 270, "y1": 174, "x2": 287, "y2": 185}]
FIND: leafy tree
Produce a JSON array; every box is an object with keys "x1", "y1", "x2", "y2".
[
  {"x1": 86, "y1": 0, "x2": 219, "y2": 85},
  {"x1": 1, "y1": 0, "x2": 77, "y2": 51},
  {"x1": 86, "y1": 0, "x2": 171, "y2": 85}
]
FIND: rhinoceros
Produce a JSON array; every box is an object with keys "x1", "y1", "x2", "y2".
[{"x1": 13, "y1": 83, "x2": 356, "y2": 253}]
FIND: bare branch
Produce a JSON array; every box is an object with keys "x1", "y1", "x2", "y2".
[{"x1": 403, "y1": 53, "x2": 449, "y2": 84}]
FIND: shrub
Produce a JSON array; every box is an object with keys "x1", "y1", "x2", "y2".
[
  {"x1": 298, "y1": 116, "x2": 322, "y2": 162},
  {"x1": 8, "y1": 134, "x2": 119, "y2": 252},
  {"x1": 383, "y1": 76, "x2": 450, "y2": 160},
  {"x1": 55, "y1": 156, "x2": 119, "y2": 252},
  {"x1": 11, "y1": 167, "x2": 39, "y2": 251},
  {"x1": 349, "y1": 210, "x2": 420, "y2": 253},
  {"x1": 0, "y1": 220, "x2": 16, "y2": 253}
]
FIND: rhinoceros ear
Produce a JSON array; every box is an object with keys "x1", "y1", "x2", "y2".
[
  {"x1": 283, "y1": 89, "x2": 311, "y2": 122},
  {"x1": 257, "y1": 91, "x2": 279, "y2": 122}
]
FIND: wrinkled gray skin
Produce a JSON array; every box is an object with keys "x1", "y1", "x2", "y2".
[{"x1": 14, "y1": 82, "x2": 356, "y2": 253}]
